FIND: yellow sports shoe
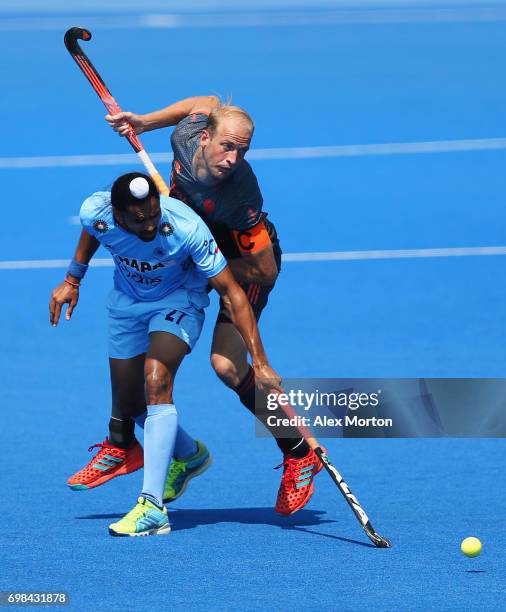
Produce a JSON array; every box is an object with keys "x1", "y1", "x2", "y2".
[{"x1": 109, "y1": 497, "x2": 171, "y2": 537}]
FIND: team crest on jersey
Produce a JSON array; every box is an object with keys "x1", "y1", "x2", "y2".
[
  {"x1": 159, "y1": 222, "x2": 174, "y2": 237},
  {"x1": 94, "y1": 219, "x2": 109, "y2": 234}
]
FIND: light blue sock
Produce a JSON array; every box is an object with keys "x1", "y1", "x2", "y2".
[
  {"x1": 135, "y1": 413, "x2": 197, "y2": 460},
  {"x1": 141, "y1": 404, "x2": 178, "y2": 508}
]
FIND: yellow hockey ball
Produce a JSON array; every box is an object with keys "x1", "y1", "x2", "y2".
[{"x1": 461, "y1": 537, "x2": 482, "y2": 558}]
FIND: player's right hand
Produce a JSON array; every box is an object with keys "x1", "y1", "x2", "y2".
[
  {"x1": 253, "y1": 363, "x2": 283, "y2": 395},
  {"x1": 49, "y1": 280, "x2": 79, "y2": 326},
  {"x1": 105, "y1": 112, "x2": 146, "y2": 136}
]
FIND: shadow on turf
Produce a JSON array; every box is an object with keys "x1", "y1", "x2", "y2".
[{"x1": 76, "y1": 507, "x2": 374, "y2": 547}]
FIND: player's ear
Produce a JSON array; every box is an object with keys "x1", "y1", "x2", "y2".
[
  {"x1": 200, "y1": 129, "x2": 210, "y2": 147},
  {"x1": 113, "y1": 206, "x2": 124, "y2": 224}
]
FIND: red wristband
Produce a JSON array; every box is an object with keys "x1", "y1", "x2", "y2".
[{"x1": 64, "y1": 278, "x2": 80, "y2": 288}]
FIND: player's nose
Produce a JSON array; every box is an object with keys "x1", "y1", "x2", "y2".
[{"x1": 226, "y1": 150, "x2": 238, "y2": 165}]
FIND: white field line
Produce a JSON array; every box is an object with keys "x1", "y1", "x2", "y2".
[
  {"x1": 281, "y1": 246, "x2": 506, "y2": 262},
  {"x1": 2, "y1": 8, "x2": 506, "y2": 31},
  {"x1": 0, "y1": 259, "x2": 115, "y2": 270},
  {"x1": 2, "y1": 246, "x2": 506, "y2": 270},
  {"x1": 2, "y1": 138, "x2": 506, "y2": 170}
]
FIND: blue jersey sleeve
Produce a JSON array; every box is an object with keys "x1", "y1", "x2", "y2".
[
  {"x1": 79, "y1": 192, "x2": 113, "y2": 239},
  {"x1": 186, "y1": 219, "x2": 228, "y2": 278}
]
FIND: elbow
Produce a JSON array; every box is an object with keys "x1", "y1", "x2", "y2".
[
  {"x1": 256, "y1": 264, "x2": 278, "y2": 285},
  {"x1": 222, "y1": 285, "x2": 248, "y2": 314},
  {"x1": 260, "y1": 272, "x2": 277, "y2": 285},
  {"x1": 221, "y1": 294, "x2": 232, "y2": 312}
]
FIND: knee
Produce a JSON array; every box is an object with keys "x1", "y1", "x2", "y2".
[
  {"x1": 144, "y1": 367, "x2": 173, "y2": 405},
  {"x1": 211, "y1": 353, "x2": 242, "y2": 388}
]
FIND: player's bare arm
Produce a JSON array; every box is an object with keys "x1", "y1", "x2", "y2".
[
  {"x1": 49, "y1": 229, "x2": 99, "y2": 326},
  {"x1": 106, "y1": 95, "x2": 220, "y2": 137},
  {"x1": 208, "y1": 267, "x2": 282, "y2": 393},
  {"x1": 228, "y1": 245, "x2": 279, "y2": 285}
]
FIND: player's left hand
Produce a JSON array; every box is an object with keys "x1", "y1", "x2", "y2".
[{"x1": 252, "y1": 363, "x2": 283, "y2": 395}]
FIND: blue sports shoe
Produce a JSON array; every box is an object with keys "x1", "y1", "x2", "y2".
[
  {"x1": 109, "y1": 497, "x2": 171, "y2": 537},
  {"x1": 163, "y1": 440, "x2": 211, "y2": 503}
]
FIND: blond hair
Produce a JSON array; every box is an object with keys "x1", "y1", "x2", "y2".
[{"x1": 207, "y1": 103, "x2": 255, "y2": 136}]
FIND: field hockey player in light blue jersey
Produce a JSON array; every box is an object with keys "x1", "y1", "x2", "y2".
[{"x1": 49, "y1": 172, "x2": 282, "y2": 537}]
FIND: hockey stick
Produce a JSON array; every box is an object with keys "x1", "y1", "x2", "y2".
[
  {"x1": 273, "y1": 393, "x2": 391, "y2": 548},
  {"x1": 64, "y1": 27, "x2": 169, "y2": 196}
]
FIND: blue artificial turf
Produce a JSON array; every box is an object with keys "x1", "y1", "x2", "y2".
[{"x1": 1, "y1": 3, "x2": 505, "y2": 609}]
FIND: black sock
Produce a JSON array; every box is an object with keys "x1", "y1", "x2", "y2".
[
  {"x1": 108, "y1": 417, "x2": 135, "y2": 449},
  {"x1": 235, "y1": 366, "x2": 310, "y2": 458}
]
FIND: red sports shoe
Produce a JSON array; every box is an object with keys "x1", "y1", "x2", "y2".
[
  {"x1": 275, "y1": 447, "x2": 324, "y2": 515},
  {"x1": 67, "y1": 438, "x2": 143, "y2": 490}
]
